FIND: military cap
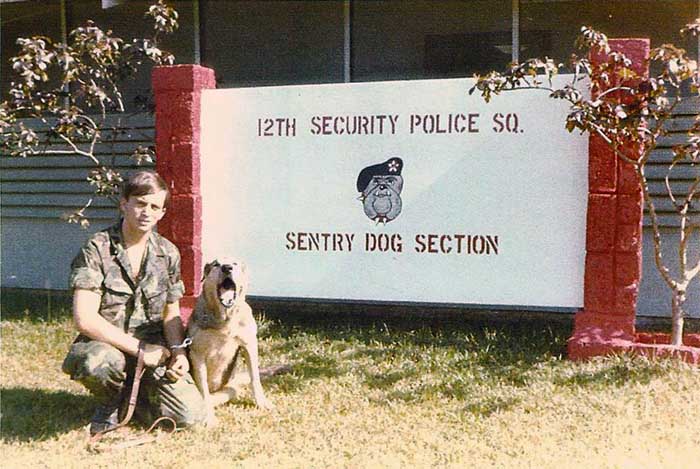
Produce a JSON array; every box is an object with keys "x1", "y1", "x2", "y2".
[{"x1": 356, "y1": 157, "x2": 404, "y2": 192}]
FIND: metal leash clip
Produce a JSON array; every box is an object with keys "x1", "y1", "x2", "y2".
[{"x1": 170, "y1": 337, "x2": 192, "y2": 350}]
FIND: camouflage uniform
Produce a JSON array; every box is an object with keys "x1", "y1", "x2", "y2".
[{"x1": 62, "y1": 222, "x2": 206, "y2": 427}]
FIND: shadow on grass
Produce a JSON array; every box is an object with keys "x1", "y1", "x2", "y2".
[
  {"x1": 265, "y1": 312, "x2": 570, "y2": 361},
  {"x1": 1, "y1": 387, "x2": 94, "y2": 442},
  {"x1": 554, "y1": 360, "x2": 669, "y2": 388},
  {"x1": 364, "y1": 368, "x2": 419, "y2": 390},
  {"x1": 298, "y1": 353, "x2": 344, "y2": 379},
  {"x1": 265, "y1": 352, "x2": 346, "y2": 395},
  {"x1": 260, "y1": 308, "x2": 573, "y2": 406},
  {"x1": 1, "y1": 288, "x2": 72, "y2": 323}
]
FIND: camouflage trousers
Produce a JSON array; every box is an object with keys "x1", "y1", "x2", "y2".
[{"x1": 62, "y1": 335, "x2": 207, "y2": 428}]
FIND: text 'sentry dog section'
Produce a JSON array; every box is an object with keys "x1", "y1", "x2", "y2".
[{"x1": 200, "y1": 77, "x2": 589, "y2": 308}]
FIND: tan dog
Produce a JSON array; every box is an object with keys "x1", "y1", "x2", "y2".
[{"x1": 188, "y1": 259, "x2": 273, "y2": 426}]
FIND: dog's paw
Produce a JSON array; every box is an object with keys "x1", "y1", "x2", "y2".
[
  {"x1": 255, "y1": 396, "x2": 275, "y2": 411},
  {"x1": 203, "y1": 411, "x2": 219, "y2": 428}
]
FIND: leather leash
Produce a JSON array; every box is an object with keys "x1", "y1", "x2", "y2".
[{"x1": 88, "y1": 341, "x2": 177, "y2": 452}]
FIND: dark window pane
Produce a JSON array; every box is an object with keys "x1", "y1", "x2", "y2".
[
  {"x1": 352, "y1": 0, "x2": 512, "y2": 81},
  {"x1": 202, "y1": 0, "x2": 345, "y2": 87},
  {"x1": 67, "y1": 0, "x2": 195, "y2": 112},
  {"x1": 1, "y1": 0, "x2": 62, "y2": 97},
  {"x1": 521, "y1": 0, "x2": 698, "y2": 84}
]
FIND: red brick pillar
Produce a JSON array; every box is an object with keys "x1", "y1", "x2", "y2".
[
  {"x1": 568, "y1": 39, "x2": 649, "y2": 360},
  {"x1": 152, "y1": 65, "x2": 216, "y2": 323}
]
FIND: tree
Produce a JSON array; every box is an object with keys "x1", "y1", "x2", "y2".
[
  {"x1": 0, "y1": 0, "x2": 179, "y2": 227},
  {"x1": 470, "y1": 21, "x2": 699, "y2": 346}
]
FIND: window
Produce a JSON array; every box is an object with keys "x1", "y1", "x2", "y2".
[
  {"x1": 351, "y1": 0, "x2": 513, "y2": 81},
  {"x1": 67, "y1": 0, "x2": 196, "y2": 112},
  {"x1": 1, "y1": 0, "x2": 62, "y2": 97},
  {"x1": 2, "y1": 1, "x2": 697, "y2": 95},
  {"x1": 201, "y1": 0, "x2": 345, "y2": 87},
  {"x1": 521, "y1": 0, "x2": 699, "y2": 85}
]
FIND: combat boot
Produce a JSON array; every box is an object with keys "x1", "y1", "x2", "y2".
[{"x1": 89, "y1": 392, "x2": 125, "y2": 435}]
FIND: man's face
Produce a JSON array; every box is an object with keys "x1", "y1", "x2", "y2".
[{"x1": 120, "y1": 190, "x2": 167, "y2": 235}]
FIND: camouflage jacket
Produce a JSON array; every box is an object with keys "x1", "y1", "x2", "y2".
[{"x1": 70, "y1": 222, "x2": 185, "y2": 333}]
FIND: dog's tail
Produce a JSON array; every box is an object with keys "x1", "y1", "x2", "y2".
[
  {"x1": 260, "y1": 364, "x2": 293, "y2": 378},
  {"x1": 229, "y1": 363, "x2": 293, "y2": 387}
]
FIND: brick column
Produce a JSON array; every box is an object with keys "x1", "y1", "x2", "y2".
[
  {"x1": 568, "y1": 39, "x2": 649, "y2": 360},
  {"x1": 152, "y1": 65, "x2": 215, "y2": 323}
]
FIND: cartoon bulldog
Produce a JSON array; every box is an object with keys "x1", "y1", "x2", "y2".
[{"x1": 356, "y1": 157, "x2": 404, "y2": 224}]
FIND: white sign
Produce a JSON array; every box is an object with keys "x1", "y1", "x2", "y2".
[{"x1": 200, "y1": 77, "x2": 588, "y2": 308}]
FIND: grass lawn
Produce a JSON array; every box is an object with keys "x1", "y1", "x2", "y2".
[{"x1": 1, "y1": 304, "x2": 699, "y2": 469}]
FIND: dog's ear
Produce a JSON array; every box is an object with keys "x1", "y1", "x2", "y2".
[{"x1": 202, "y1": 260, "x2": 219, "y2": 281}]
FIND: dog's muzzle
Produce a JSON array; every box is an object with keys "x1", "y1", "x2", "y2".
[{"x1": 218, "y1": 276, "x2": 237, "y2": 308}]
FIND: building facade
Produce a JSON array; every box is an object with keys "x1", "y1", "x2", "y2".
[{"x1": 1, "y1": 0, "x2": 698, "y2": 316}]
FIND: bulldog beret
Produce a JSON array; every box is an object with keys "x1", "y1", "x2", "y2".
[{"x1": 356, "y1": 157, "x2": 404, "y2": 192}]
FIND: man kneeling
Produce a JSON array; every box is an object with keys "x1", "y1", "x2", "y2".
[{"x1": 62, "y1": 170, "x2": 206, "y2": 434}]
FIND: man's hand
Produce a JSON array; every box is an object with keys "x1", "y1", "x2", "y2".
[
  {"x1": 166, "y1": 351, "x2": 189, "y2": 381},
  {"x1": 162, "y1": 301, "x2": 189, "y2": 381},
  {"x1": 142, "y1": 343, "x2": 171, "y2": 367}
]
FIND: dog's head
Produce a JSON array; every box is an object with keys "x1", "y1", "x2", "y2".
[
  {"x1": 356, "y1": 158, "x2": 404, "y2": 224},
  {"x1": 201, "y1": 258, "x2": 248, "y2": 318},
  {"x1": 362, "y1": 174, "x2": 403, "y2": 223}
]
